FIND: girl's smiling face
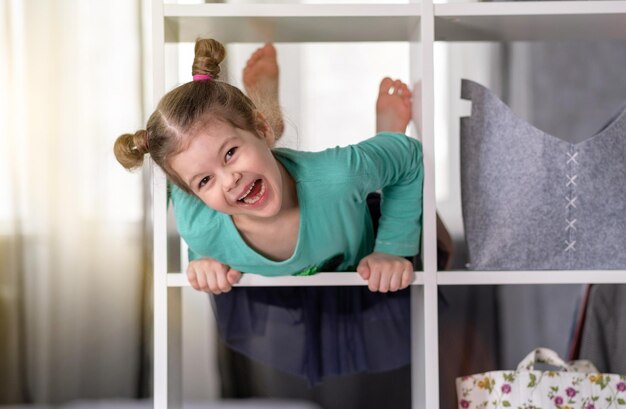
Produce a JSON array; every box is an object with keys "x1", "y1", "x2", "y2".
[{"x1": 169, "y1": 117, "x2": 289, "y2": 220}]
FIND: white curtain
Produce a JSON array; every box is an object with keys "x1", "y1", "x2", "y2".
[{"x1": 0, "y1": 0, "x2": 147, "y2": 403}]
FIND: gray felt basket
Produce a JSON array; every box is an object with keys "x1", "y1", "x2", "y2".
[{"x1": 460, "y1": 79, "x2": 626, "y2": 270}]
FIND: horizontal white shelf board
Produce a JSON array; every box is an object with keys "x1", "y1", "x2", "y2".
[
  {"x1": 167, "y1": 271, "x2": 426, "y2": 287},
  {"x1": 163, "y1": 4, "x2": 420, "y2": 43},
  {"x1": 164, "y1": 3, "x2": 421, "y2": 17},
  {"x1": 435, "y1": 1, "x2": 626, "y2": 41},
  {"x1": 168, "y1": 269, "x2": 626, "y2": 286},
  {"x1": 438, "y1": 269, "x2": 626, "y2": 285},
  {"x1": 162, "y1": 2, "x2": 626, "y2": 42},
  {"x1": 436, "y1": 1, "x2": 626, "y2": 17}
]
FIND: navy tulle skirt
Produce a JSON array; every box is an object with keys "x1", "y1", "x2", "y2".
[
  {"x1": 211, "y1": 286, "x2": 411, "y2": 385},
  {"x1": 209, "y1": 193, "x2": 414, "y2": 385}
]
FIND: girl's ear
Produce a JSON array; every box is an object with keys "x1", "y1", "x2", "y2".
[{"x1": 254, "y1": 111, "x2": 277, "y2": 147}]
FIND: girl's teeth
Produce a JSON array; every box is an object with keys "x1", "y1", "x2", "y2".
[
  {"x1": 242, "y1": 180, "x2": 265, "y2": 204},
  {"x1": 239, "y1": 180, "x2": 256, "y2": 201}
]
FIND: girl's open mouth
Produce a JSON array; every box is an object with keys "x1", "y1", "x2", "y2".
[{"x1": 238, "y1": 179, "x2": 266, "y2": 205}]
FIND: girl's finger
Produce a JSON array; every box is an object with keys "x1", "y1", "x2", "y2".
[
  {"x1": 205, "y1": 271, "x2": 220, "y2": 295},
  {"x1": 401, "y1": 269, "x2": 414, "y2": 289},
  {"x1": 194, "y1": 266, "x2": 210, "y2": 293},
  {"x1": 216, "y1": 269, "x2": 232, "y2": 293},
  {"x1": 389, "y1": 270, "x2": 402, "y2": 292},
  {"x1": 227, "y1": 269, "x2": 242, "y2": 285},
  {"x1": 378, "y1": 269, "x2": 391, "y2": 293},
  {"x1": 357, "y1": 260, "x2": 371, "y2": 280},
  {"x1": 186, "y1": 268, "x2": 200, "y2": 291},
  {"x1": 368, "y1": 269, "x2": 381, "y2": 292}
]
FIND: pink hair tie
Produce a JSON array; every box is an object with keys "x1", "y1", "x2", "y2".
[{"x1": 193, "y1": 74, "x2": 213, "y2": 81}]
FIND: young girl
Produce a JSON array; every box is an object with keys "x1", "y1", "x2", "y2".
[{"x1": 114, "y1": 39, "x2": 422, "y2": 387}]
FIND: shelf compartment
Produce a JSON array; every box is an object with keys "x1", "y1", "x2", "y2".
[
  {"x1": 167, "y1": 272, "x2": 426, "y2": 287},
  {"x1": 435, "y1": 1, "x2": 626, "y2": 41},
  {"x1": 438, "y1": 269, "x2": 626, "y2": 285},
  {"x1": 164, "y1": 4, "x2": 421, "y2": 43}
]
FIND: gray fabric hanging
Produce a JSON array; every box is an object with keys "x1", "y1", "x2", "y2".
[
  {"x1": 579, "y1": 284, "x2": 626, "y2": 373},
  {"x1": 460, "y1": 78, "x2": 626, "y2": 271}
]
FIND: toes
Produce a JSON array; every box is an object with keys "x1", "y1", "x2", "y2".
[
  {"x1": 400, "y1": 83, "x2": 411, "y2": 98},
  {"x1": 245, "y1": 44, "x2": 278, "y2": 72},
  {"x1": 379, "y1": 77, "x2": 394, "y2": 95},
  {"x1": 380, "y1": 78, "x2": 412, "y2": 97},
  {"x1": 393, "y1": 79, "x2": 404, "y2": 95},
  {"x1": 385, "y1": 80, "x2": 412, "y2": 99},
  {"x1": 245, "y1": 49, "x2": 262, "y2": 67},
  {"x1": 250, "y1": 51, "x2": 262, "y2": 65},
  {"x1": 263, "y1": 43, "x2": 277, "y2": 57}
]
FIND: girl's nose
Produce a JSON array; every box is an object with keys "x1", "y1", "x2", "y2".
[{"x1": 224, "y1": 171, "x2": 242, "y2": 191}]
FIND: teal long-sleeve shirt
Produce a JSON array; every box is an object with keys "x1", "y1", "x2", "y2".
[{"x1": 170, "y1": 132, "x2": 423, "y2": 277}]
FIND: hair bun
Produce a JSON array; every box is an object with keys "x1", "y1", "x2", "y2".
[
  {"x1": 192, "y1": 38, "x2": 226, "y2": 80},
  {"x1": 113, "y1": 129, "x2": 149, "y2": 170}
]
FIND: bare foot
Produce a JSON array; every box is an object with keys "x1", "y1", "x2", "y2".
[
  {"x1": 376, "y1": 77, "x2": 412, "y2": 133},
  {"x1": 243, "y1": 43, "x2": 284, "y2": 142}
]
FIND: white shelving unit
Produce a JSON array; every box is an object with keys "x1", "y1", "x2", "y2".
[{"x1": 150, "y1": 1, "x2": 626, "y2": 408}]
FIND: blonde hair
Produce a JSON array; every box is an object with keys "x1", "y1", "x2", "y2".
[{"x1": 114, "y1": 38, "x2": 258, "y2": 195}]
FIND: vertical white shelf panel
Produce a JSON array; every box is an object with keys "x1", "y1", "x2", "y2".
[
  {"x1": 153, "y1": 0, "x2": 183, "y2": 407},
  {"x1": 153, "y1": 164, "x2": 172, "y2": 409},
  {"x1": 413, "y1": 1, "x2": 439, "y2": 409},
  {"x1": 151, "y1": 0, "x2": 170, "y2": 408}
]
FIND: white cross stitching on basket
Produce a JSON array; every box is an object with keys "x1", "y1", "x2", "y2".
[
  {"x1": 564, "y1": 240, "x2": 576, "y2": 252},
  {"x1": 566, "y1": 152, "x2": 579, "y2": 164},
  {"x1": 566, "y1": 174, "x2": 578, "y2": 187},
  {"x1": 565, "y1": 195, "x2": 578, "y2": 209},
  {"x1": 565, "y1": 219, "x2": 577, "y2": 231}
]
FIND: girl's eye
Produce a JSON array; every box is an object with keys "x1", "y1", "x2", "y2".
[
  {"x1": 198, "y1": 176, "x2": 211, "y2": 189},
  {"x1": 225, "y1": 147, "x2": 238, "y2": 162}
]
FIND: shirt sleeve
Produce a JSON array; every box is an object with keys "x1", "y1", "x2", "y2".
[
  {"x1": 169, "y1": 182, "x2": 223, "y2": 263},
  {"x1": 353, "y1": 132, "x2": 423, "y2": 256}
]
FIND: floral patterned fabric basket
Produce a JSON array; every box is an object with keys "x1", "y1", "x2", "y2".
[{"x1": 456, "y1": 347, "x2": 626, "y2": 409}]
